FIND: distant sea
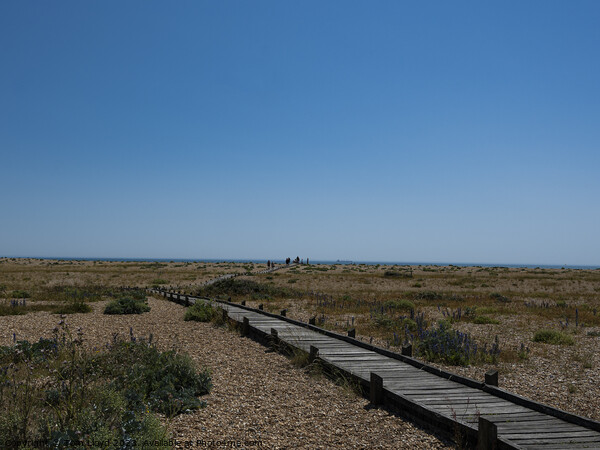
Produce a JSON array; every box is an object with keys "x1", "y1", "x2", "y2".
[{"x1": 5, "y1": 256, "x2": 599, "y2": 270}]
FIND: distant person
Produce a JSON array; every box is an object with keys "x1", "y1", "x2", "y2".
[{"x1": 307, "y1": 258, "x2": 309, "y2": 265}]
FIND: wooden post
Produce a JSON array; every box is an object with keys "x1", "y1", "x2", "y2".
[
  {"x1": 280, "y1": 309, "x2": 287, "y2": 317},
  {"x1": 309, "y1": 345, "x2": 319, "y2": 363},
  {"x1": 402, "y1": 344, "x2": 413, "y2": 357},
  {"x1": 370, "y1": 373, "x2": 383, "y2": 405},
  {"x1": 477, "y1": 417, "x2": 498, "y2": 450},
  {"x1": 184, "y1": 296, "x2": 190, "y2": 307},
  {"x1": 241, "y1": 300, "x2": 246, "y2": 306},
  {"x1": 309, "y1": 316, "x2": 316, "y2": 325},
  {"x1": 259, "y1": 304, "x2": 264, "y2": 310},
  {"x1": 348, "y1": 328, "x2": 356, "y2": 338},
  {"x1": 222, "y1": 309, "x2": 228, "y2": 322},
  {"x1": 485, "y1": 370, "x2": 498, "y2": 387},
  {"x1": 242, "y1": 317, "x2": 249, "y2": 336}
]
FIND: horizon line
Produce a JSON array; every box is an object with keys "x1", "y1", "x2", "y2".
[{"x1": 2, "y1": 255, "x2": 599, "y2": 269}]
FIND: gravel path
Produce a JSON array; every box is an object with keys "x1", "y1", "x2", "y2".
[{"x1": 0, "y1": 297, "x2": 451, "y2": 449}]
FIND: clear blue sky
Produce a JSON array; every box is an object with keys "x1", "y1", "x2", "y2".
[{"x1": 1, "y1": 1, "x2": 599, "y2": 265}]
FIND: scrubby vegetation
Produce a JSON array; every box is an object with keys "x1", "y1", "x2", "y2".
[
  {"x1": 194, "y1": 278, "x2": 300, "y2": 301},
  {"x1": 104, "y1": 296, "x2": 150, "y2": 315},
  {"x1": 533, "y1": 329, "x2": 575, "y2": 345},
  {"x1": 184, "y1": 302, "x2": 218, "y2": 322},
  {"x1": 0, "y1": 321, "x2": 211, "y2": 448},
  {"x1": 0, "y1": 286, "x2": 150, "y2": 317}
]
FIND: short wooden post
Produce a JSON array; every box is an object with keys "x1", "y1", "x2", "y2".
[
  {"x1": 485, "y1": 370, "x2": 498, "y2": 387},
  {"x1": 477, "y1": 417, "x2": 498, "y2": 450},
  {"x1": 370, "y1": 372, "x2": 383, "y2": 405},
  {"x1": 280, "y1": 309, "x2": 287, "y2": 317},
  {"x1": 241, "y1": 300, "x2": 246, "y2": 306},
  {"x1": 401, "y1": 344, "x2": 413, "y2": 357},
  {"x1": 258, "y1": 304, "x2": 264, "y2": 310},
  {"x1": 222, "y1": 309, "x2": 228, "y2": 322},
  {"x1": 242, "y1": 317, "x2": 249, "y2": 336},
  {"x1": 184, "y1": 296, "x2": 190, "y2": 307},
  {"x1": 309, "y1": 345, "x2": 319, "y2": 363},
  {"x1": 348, "y1": 328, "x2": 356, "y2": 338},
  {"x1": 309, "y1": 317, "x2": 316, "y2": 325}
]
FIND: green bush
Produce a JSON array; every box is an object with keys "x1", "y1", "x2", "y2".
[
  {"x1": 98, "y1": 339, "x2": 212, "y2": 417},
  {"x1": 533, "y1": 329, "x2": 575, "y2": 345},
  {"x1": 384, "y1": 299, "x2": 415, "y2": 311},
  {"x1": 104, "y1": 297, "x2": 150, "y2": 315},
  {"x1": 415, "y1": 320, "x2": 500, "y2": 366},
  {"x1": 414, "y1": 291, "x2": 442, "y2": 301},
  {"x1": 10, "y1": 289, "x2": 30, "y2": 298},
  {"x1": 184, "y1": 302, "x2": 217, "y2": 322},
  {"x1": 0, "y1": 322, "x2": 209, "y2": 447},
  {"x1": 54, "y1": 300, "x2": 92, "y2": 314},
  {"x1": 473, "y1": 316, "x2": 500, "y2": 325},
  {"x1": 490, "y1": 292, "x2": 511, "y2": 303},
  {"x1": 195, "y1": 278, "x2": 299, "y2": 300}
]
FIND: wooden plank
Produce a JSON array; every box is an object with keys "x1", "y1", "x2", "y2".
[
  {"x1": 386, "y1": 380, "x2": 464, "y2": 387},
  {"x1": 420, "y1": 398, "x2": 511, "y2": 407},
  {"x1": 408, "y1": 394, "x2": 499, "y2": 402},
  {"x1": 525, "y1": 443, "x2": 600, "y2": 449},
  {"x1": 335, "y1": 357, "x2": 409, "y2": 364},
  {"x1": 497, "y1": 421, "x2": 586, "y2": 432},
  {"x1": 502, "y1": 430, "x2": 600, "y2": 439},
  {"x1": 433, "y1": 403, "x2": 531, "y2": 415},
  {"x1": 389, "y1": 384, "x2": 473, "y2": 393},
  {"x1": 509, "y1": 435, "x2": 600, "y2": 444}
]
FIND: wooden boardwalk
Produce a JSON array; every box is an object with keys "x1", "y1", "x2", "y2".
[{"x1": 154, "y1": 289, "x2": 600, "y2": 449}]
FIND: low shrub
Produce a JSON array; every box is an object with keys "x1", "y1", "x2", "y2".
[
  {"x1": 384, "y1": 270, "x2": 412, "y2": 278},
  {"x1": 473, "y1": 316, "x2": 500, "y2": 325},
  {"x1": 411, "y1": 320, "x2": 500, "y2": 366},
  {"x1": 98, "y1": 338, "x2": 212, "y2": 417},
  {"x1": 383, "y1": 299, "x2": 415, "y2": 311},
  {"x1": 195, "y1": 278, "x2": 300, "y2": 300},
  {"x1": 54, "y1": 300, "x2": 92, "y2": 314},
  {"x1": 0, "y1": 322, "x2": 210, "y2": 447},
  {"x1": 533, "y1": 329, "x2": 575, "y2": 345},
  {"x1": 104, "y1": 297, "x2": 150, "y2": 315},
  {"x1": 184, "y1": 302, "x2": 217, "y2": 322},
  {"x1": 414, "y1": 291, "x2": 442, "y2": 301},
  {"x1": 490, "y1": 292, "x2": 511, "y2": 303},
  {"x1": 10, "y1": 289, "x2": 30, "y2": 298}
]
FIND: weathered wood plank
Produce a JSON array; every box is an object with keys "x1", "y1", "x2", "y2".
[{"x1": 503, "y1": 430, "x2": 600, "y2": 439}]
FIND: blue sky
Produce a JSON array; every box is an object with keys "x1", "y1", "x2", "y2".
[{"x1": 1, "y1": 1, "x2": 599, "y2": 265}]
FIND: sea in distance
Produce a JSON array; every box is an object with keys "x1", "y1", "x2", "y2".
[{"x1": 5, "y1": 256, "x2": 600, "y2": 270}]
